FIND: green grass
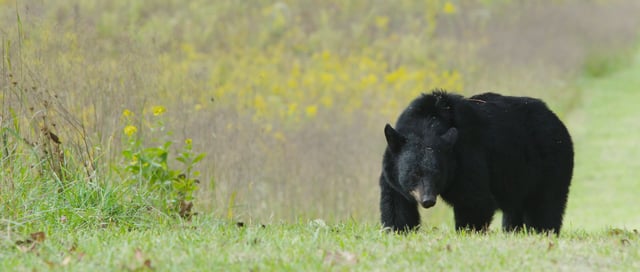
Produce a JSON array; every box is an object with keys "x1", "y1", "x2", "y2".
[{"x1": 1, "y1": 220, "x2": 639, "y2": 271}]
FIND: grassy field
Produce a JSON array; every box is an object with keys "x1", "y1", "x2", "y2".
[
  {"x1": 2, "y1": 0, "x2": 640, "y2": 271},
  {"x1": 564, "y1": 52, "x2": 640, "y2": 231},
  {"x1": 3, "y1": 50, "x2": 639, "y2": 272},
  {"x1": 1, "y1": 219, "x2": 639, "y2": 271}
]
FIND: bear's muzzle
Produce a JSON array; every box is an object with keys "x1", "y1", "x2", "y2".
[{"x1": 410, "y1": 186, "x2": 437, "y2": 209}]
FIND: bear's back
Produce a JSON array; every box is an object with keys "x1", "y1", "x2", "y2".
[
  {"x1": 466, "y1": 92, "x2": 569, "y2": 151},
  {"x1": 464, "y1": 92, "x2": 573, "y2": 194}
]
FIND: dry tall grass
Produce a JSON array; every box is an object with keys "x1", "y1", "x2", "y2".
[{"x1": 2, "y1": 0, "x2": 639, "y2": 225}]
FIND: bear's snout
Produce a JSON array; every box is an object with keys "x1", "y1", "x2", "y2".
[
  {"x1": 410, "y1": 188, "x2": 437, "y2": 209},
  {"x1": 420, "y1": 195, "x2": 436, "y2": 208}
]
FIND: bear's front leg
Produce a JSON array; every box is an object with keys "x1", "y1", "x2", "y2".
[{"x1": 380, "y1": 175, "x2": 420, "y2": 232}]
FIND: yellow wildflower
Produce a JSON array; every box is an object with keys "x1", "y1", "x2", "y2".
[
  {"x1": 273, "y1": 131, "x2": 285, "y2": 141},
  {"x1": 185, "y1": 138, "x2": 193, "y2": 145},
  {"x1": 152, "y1": 106, "x2": 166, "y2": 116},
  {"x1": 253, "y1": 95, "x2": 267, "y2": 114},
  {"x1": 320, "y1": 96, "x2": 333, "y2": 108},
  {"x1": 443, "y1": 2, "x2": 457, "y2": 14},
  {"x1": 305, "y1": 105, "x2": 318, "y2": 118},
  {"x1": 287, "y1": 103, "x2": 297, "y2": 117},
  {"x1": 122, "y1": 109, "x2": 133, "y2": 117},
  {"x1": 321, "y1": 51, "x2": 331, "y2": 61},
  {"x1": 124, "y1": 125, "x2": 137, "y2": 136},
  {"x1": 375, "y1": 16, "x2": 389, "y2": 30}
]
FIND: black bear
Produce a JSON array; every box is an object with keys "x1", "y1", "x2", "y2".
[{"x1": 380, "y1": 90, "x2": 573, "y2": 234}]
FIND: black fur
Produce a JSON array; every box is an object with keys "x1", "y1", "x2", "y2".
[{"x1": 380, "y1": 90, "x2": 574, "y2": 234}]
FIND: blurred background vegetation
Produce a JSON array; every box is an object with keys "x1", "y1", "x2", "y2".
[{"x1": 1, "y1": 0, "x2": 640, "y2": 229}]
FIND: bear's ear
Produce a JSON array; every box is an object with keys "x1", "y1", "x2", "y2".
[
  {"x1": 384, "y1": 124, "x2": 406, "y2": 153},
  {"x1": 441, "y1": 127, "x2": 458, "y2": 146},
  {"x1": 434, "y1": 92, "x2": 453, "y2": 123}
]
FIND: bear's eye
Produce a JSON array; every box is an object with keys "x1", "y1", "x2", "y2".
[{"x1": 410, "y1": 172, "x2": 422, "y2": 181}]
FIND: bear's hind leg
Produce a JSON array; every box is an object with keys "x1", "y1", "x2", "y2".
[
  {"x1": 380, "y1": 176, "x2": 420, "y2": 232},
  {"x1": 524, "y1": 189, "x2": 568, "y2": 234}
]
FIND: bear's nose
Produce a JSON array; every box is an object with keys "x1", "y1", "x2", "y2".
[{"x1": 420, "y1": 196, "x2": 436, "y2": 208}]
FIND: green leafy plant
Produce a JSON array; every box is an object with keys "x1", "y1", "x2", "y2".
[{"x1": 120, "y1": 107, "x2": 204, "y2": 219}]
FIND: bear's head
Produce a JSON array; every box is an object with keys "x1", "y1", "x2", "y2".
[{"x1": 383, "y1": 123, "x2": 457, "y2": 208}]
